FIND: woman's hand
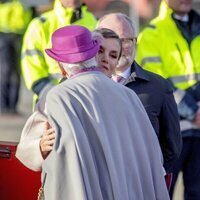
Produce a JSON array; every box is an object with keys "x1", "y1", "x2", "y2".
[{"x1": 40, "y1": 121, "x2": 55, "y2": 159}]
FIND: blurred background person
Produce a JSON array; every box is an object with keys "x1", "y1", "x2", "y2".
[
  {"x1": 21, "y1": 0, "x2": 97, "y2": 106},
  {"x1": 136, "y1": 0, "x2": 200, "y2": 199},
  {"x1": 0, "y1": 0, "x2": 33, "y2": 115}
]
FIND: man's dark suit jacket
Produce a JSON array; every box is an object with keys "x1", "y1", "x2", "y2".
[{"x1": 124, "y1": 61, "x2": 182, "y2": 173}]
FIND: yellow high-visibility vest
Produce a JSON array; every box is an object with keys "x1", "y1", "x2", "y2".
[
  {"x1": 0, "y1": 0, "x2": 32, "y2": 34},
  {"x1": 21, "y1": 0, "x2": 97, "y2": 91},
  {"x1": 136, "y1": 0, "x2": 200, "y2": 90}
]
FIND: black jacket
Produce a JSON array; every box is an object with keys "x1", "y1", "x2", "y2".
[{"x1": 125, "y1": 62, "x2": 182, "y2": 173}]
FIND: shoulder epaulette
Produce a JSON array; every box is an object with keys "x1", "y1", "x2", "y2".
[
  {"x1": 147, "y1": 24, "x2": 156, "y2": 29},
  {"x1": 38, "y1": 16, "x2": 47, "y2": 23}
]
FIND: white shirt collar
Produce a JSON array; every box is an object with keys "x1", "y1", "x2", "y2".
[
  {"x1": 173, "y1": 14, "x2": 189, "y2": 22},
  {"x1": 116, "y1": 67, "x2": 131, "y2": 79}
]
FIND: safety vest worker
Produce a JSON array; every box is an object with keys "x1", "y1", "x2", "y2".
[
  {"x1": 136, "y1": 0, "x2": 200, "y2": 132},
  {"x1": 21, "y1": 0, "x2": 97, "y2": 103}
]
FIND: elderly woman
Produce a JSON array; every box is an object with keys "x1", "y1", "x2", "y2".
[
  {"x1": 16, "y1": 27, "x2": 123, "y2": 168},
  {"x1": 16, "y1": 25, "x2": 169, "y2": 200}
]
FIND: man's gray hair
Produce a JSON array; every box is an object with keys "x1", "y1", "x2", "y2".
[{"x1": 97, "y1": 13, "x2": 137, "y2": 37}]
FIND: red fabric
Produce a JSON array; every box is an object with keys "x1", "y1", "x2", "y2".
[{"x1": 165, "y1": 173, "x2": 173, "y2": 190}]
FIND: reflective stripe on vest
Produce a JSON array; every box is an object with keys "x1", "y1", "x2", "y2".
[
  {"x1": 141, "y1": 56, "x2": 161, "y2": 66},
  {"x1": 180, "y1": 120, "x2": 199, "y2": 131},
  {"x1": 168, "y1": 73, "x2": 200, "y2": 84},
  {"x1": 21, "y1": 49, "x2": 43, "y2": 59}
]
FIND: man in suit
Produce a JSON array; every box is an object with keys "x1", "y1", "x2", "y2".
[{"x1": 97, "y1": 13, "x2": 182, "y2": 176}]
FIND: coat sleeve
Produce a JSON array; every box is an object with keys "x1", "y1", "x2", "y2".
[
  {"x1": 21, "y1": 17, "x2": 51, "y2": 92},
  {"x1": 16, "y1": 110, "x2": 47, "y2": 171},
  {"x1": 159, "y1": 84, "x2": 182, "y2": 173},
  {"x1": 136, "y1": 25, "x2": 168, "y2": 79}
]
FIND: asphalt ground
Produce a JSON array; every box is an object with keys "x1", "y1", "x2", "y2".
[{"x1": 0, "y1": 80, "x2": 33, "y2": 142}]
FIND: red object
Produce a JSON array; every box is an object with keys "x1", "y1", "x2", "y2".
[
  {"x1": 0, "y1": 142, "x2": 41, "y2": 200},
  {"x1": 165, "y1": 173, "x2": 173, "y2": 191}
]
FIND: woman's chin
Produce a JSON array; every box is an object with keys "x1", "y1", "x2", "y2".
[{"x1": 99, "y1": 67, "x2": 112, "y2": 78}]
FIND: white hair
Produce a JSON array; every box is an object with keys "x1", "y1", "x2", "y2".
[{"x1": 59, "y1": 57, "x2": 98, "y2": 75}]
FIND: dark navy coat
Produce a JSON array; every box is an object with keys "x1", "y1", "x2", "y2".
[{"x1": 124, "y1": 62, "x2": 182, "y2": 173}]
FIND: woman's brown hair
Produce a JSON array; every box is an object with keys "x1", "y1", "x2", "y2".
[{"x1": 93, "y1": 28, "x2": 122, "y2": 60}]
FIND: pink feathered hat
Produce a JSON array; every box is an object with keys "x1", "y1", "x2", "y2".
[{"x1": 45, "y1": 25, "x2": 99, "y2": 63}]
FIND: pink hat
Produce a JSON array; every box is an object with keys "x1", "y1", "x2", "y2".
[{"x1": 45, "y1": 25, "x2": 99, "y2": 63}]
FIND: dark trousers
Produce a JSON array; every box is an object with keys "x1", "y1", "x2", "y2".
[
  {"x1": 0, "y1": 33, "x2": 20, "y2": 113},
  {"x1": 169, "y1": 135, "x2": 200, "y2": 200}
]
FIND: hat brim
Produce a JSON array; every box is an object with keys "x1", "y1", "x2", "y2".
[{"x1": 45, "y1": 41, "x2": 99, "y2": 64}]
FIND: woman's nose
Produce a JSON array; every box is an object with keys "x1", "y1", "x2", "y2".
[{"x1": 102, "y1": 53, "x2": 109, "y2": 63}]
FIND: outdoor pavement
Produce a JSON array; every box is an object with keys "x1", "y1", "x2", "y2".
[
  {"x1": 0, "y1": 80, "x2": 183, "y2": 199},
  {"x1": 0, "y1": 80, "x2": 32, "y2": 142}
]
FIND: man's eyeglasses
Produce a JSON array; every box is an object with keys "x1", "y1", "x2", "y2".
[{"x1": 121, "y1": 37, "x2": 137, "y2": 46}]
